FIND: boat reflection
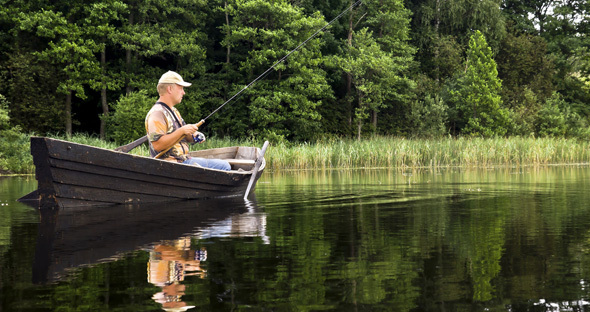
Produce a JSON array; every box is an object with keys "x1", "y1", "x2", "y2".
[
  {"x1": 145, "y1": 199, "x2": 268, "y2": 311},
  {"x1": 32, "y1": 196, "x2": 268, "y2": 290}
]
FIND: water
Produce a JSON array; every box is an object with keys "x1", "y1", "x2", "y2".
[{"x1": 1, "y1": 166, "x2": 590, "y2": 311}]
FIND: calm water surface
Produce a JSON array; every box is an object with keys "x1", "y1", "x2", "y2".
[{"x1": 1, "y1": 166, "x2": 590, "y2": 311}]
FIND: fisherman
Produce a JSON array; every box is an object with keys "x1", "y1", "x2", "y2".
[{"x1": 145, "y1": 71, "x2": 231, "y2": 170}]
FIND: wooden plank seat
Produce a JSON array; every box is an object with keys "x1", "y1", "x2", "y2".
[{"x1": 226, "y1": 158, "x2": 256, "y2": 171}]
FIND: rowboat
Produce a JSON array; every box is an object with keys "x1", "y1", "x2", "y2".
[{"x1": 19, "y1": 136, "x2": 268, "y2": 209}]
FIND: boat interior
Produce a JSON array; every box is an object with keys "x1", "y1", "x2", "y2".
[{"x1": 188, "y1": 146, "x2": 260, "y2": 171}]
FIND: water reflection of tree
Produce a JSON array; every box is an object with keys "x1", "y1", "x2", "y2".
[{"x1": 6, "y1": 168, "x2": 590, "y2": 310}]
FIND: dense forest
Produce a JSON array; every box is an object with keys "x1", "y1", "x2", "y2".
[{"x1": 0, "y1": 0, "x2": 589, "y2": 144}]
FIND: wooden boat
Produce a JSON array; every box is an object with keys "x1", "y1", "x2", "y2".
[{"x1": 19, "y1": 136, "x2": 267, "y2": 209}]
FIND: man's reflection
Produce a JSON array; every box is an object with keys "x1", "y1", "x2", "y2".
[{"x1": 148, "y1": 237, "x2": 207, "y2": 311}]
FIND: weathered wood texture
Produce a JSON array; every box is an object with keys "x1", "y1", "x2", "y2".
[{"x1": 23, "y1": 137, "x2": 266, "y2": 209}]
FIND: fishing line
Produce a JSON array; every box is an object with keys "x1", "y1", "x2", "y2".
[{"x1": 202, "y1": 0, "x2": 364, "y2": 122}]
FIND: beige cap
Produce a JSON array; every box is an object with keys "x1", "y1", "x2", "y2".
[{"x1": 158, "y1": 71, "x2": 192, "y2": 87}]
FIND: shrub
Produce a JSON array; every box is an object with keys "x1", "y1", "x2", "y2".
[{"x1": 104, "y1": 90, "x2": 154, "y2": 144}]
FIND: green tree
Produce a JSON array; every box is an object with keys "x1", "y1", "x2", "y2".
[
  {"x1": 361, "y1": 0, "x2": 415, "y2": 133},
  {"x1": 0, "y1": 1, "x2": 64, "y2": 134},
  {"x1": 16, "y1": 3, "x2": 105, "y2": 137},
  {"x1": 337, "y1": 28, "x2": 413, "y2": 139},
  {"x1": 502, "y1": 0, "x2": 590, "y2": 122},
  {"x1": 449, "y1": 30, "x2": 509, "y2": 137},
  {"x1": 220, "y1": 0, "x2": 333, "y2": 142},
  {"x1": 496, "y1": 32, "x2": 554, "y2": 135},
  {"x1": 83, "y1": 0, "x2": 127, "y2": 139},
  {"x1": 408, "y1": 0, "x2": 506, "y2": 86}
]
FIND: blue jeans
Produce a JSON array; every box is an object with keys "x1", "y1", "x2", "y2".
[{"x1": 183, "y1": 157, "x2": 231, "y2": 171}]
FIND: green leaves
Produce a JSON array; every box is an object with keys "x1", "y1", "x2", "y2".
[
  {"x1": 221, "y1": 0, "x2": 332, "y2": 142},
  {"x1": 450, "y1": 30, "x2": 509, "y2": 137}
]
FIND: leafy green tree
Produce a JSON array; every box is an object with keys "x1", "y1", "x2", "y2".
[
  {"x1": 220, "y1": 0, "x2": 333, "y2": 142},
  {"x1": 503, "y1": 0, "x2": 590, "y2": 121},
  {"x1": 110, "y1": 0, "x2": 208, "y2": 94},
  {"x1": 496, "y1": 32, "x2": 554, "y2": 135},
  {"x1": 535, "y1": 92, "x2": 590, "y2": 138},
  {"x1": 337, "y1": 28, "x2": 413, "y2": 139},
  {"x1": 361, "y1": 0, "x2": 415, "y2": 132},
  {"x1": 408, "y1": 0, "x2": 506, "y2": 86},
  {"x1": 449, "y1": 30, "x2": 509, "y2": 137},
  {"x1": 83, "y1": 0, "x2": 127, "y2": 139},
  {"x1": 16, "y1": 3, "x2": 104, "y2": 137},
  {"x1": 0, "y1": 1, "x2": 65, "y2": 134},
  {"x1": 407, "y1": 94, "x2": 449, "y2": 137}
]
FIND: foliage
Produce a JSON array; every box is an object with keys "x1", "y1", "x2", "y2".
[
  {"x1": 0, "y1": 128, "x2": 34, "y2": 174},
  {"x1": 536, "y1": 92, "x2": 590, "y2": 139},
  {"x1": 449, "y1": 30, "x2": 510, "y2": 137},
  {"x1": 0, "y1": 0, "x2": 589, "y2": 142},
  {"x1": 407, "y1": 94, "x2": 449, "y2": 138},
  {"x1": 0, "y1": 95, "x2": 34, "y2": 174},
  {"x1": 336, "y1": 28, "x2": 414, "y2": 139},
  {"x1": 104, "y1": 90, "x2": 153, "y2": 145},
  {"x1": 220, "y1": 0, "x2": 333, "y2": 143},
  {"x1": 408, "y1": 0, "x2": 506, "y2": 85},
  {"x1": 496, "y1": 32, "x2": 554, "y2": 112},
  {"x1": 0, "y1": 94, "x2": 9, "y2": 131}
]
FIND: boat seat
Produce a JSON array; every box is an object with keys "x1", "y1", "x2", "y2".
[
  {"x1": 226, "y1": 159, "x2": 255, "y2": 166},
  {"x1": 226, "y1": 159, "x2": 256, "y2": 171}
]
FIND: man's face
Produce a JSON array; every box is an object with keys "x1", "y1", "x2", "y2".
[{"x1": 170, "y1": 84, "x2": 185, "y2": 105}]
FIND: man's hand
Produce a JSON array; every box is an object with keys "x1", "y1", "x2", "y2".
[
  {"x1": 152, "y1": 123, "x2": 199, "y2": 152},
  {"x1": 179, "y1": 124, "x2": 199, "y2": 136}
]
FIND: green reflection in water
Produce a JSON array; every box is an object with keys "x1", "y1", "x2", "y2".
[{"x1": 1, "y1": 167, "x2": 590, "y2": 311}]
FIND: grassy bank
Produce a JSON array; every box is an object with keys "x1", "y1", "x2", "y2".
[{"x1": 1, "y1": 134, "x2": 589, "y2": 175}]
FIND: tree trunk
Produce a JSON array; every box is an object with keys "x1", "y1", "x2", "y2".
[
  {"x1": 346, "y1": 0, "x2": 354, "y2": 127},
  {"x1": 225, "y1": 1, "x2": 231, "y2": 64},
  {"x1": 100, "y1": 46, "x2": 108, "y2": 140},
  {"x1": 126, "y1": 9, "x2": 135, "y2": 95},
  {"x1": 435, "y1": 0, "x2": 441, "y2": 84},
  {"x1": 65, "y1": 90, "x2": 72, "y2": 138},
  {"x1": 371, "y1": 110, "x2": 377, "y2": 129},
  {"x1": 357, "y1": 94, "x2": 363, "y2": 140}
]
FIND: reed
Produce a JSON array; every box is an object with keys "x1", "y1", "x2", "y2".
[
  {"x1": 3, "y1": 134, "x2": 589, "y2": 175},
  {"x1": 265, "y1": 136, "x2": 590, "y2": 170}
]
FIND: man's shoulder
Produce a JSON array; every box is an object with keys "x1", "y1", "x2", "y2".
[{"x1": 146, "y1": 104, "x2": 166, "y2": 118}]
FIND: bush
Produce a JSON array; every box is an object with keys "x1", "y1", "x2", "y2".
[
  {"x1": 0, "y1": 127, "x2": 34, "y2": 174},
  {"x1": 104, "y1": 90, "x2": 154, "y2": 144},
  {"x1": 0, "y1": 95, "x2": 10, "y2": 131},
  {"x1": 536, "y1": 93, "x2": 568, "y2": 137},
  {"x1": 407, "y1": 95, "x2": 448, "y2": 138}
]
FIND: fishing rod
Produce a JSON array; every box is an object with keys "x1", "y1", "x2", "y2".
[{"x1": 200, "y1": 0, "x2": 364, "y2": 123}]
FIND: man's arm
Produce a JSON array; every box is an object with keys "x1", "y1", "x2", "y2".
[{"x1": 151, "y1": 124, "x2": 199, "y2": 152}]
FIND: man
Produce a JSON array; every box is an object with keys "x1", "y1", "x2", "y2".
[{"x1": 145, "y1": 71, "x2": 231, "y2": 170}]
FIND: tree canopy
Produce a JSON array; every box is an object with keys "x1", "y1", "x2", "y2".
[{"x1": 1, "y1": 0, "x2": 589, "y2": 143}]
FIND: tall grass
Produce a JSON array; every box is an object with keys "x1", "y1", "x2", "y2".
[
  {"x1": 2, "y1": 134, "x2": 589, "y2": 175},
  {"x1": 265, "y1": 136, "x2": 590, "y2": 170}
]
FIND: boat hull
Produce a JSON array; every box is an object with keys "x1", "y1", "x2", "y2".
[{"x1": 21, "y1": 137, "x2": 266, "y2": 209}]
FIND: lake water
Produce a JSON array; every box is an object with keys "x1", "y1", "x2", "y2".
[{"x1": 1, "y1": 166, "x2": 590, "y2": 311}]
